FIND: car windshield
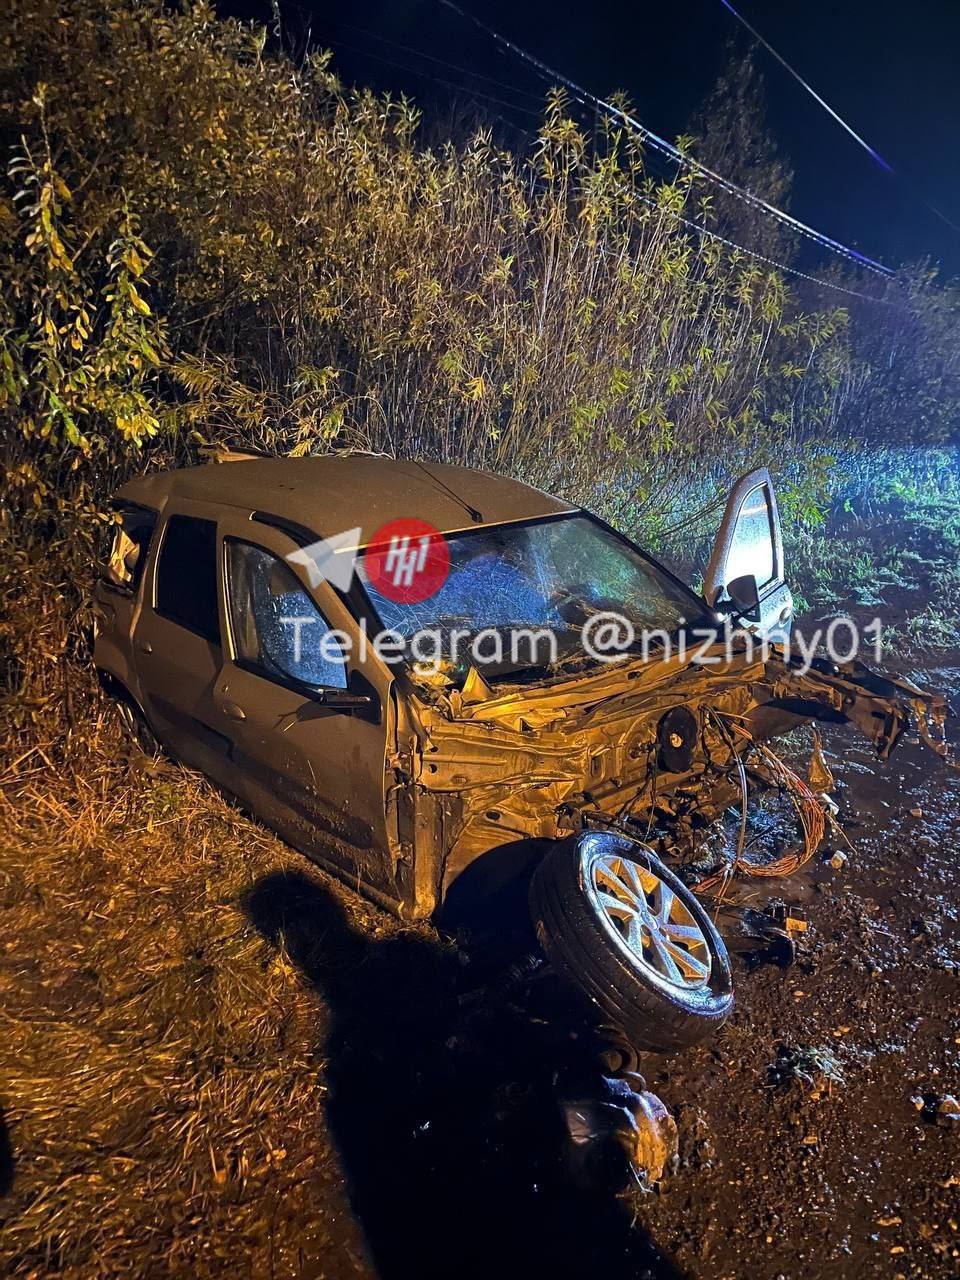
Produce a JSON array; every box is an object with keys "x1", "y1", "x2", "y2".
[{"x1": 362, "y1": 514, "x2": 702, "y2": 684}]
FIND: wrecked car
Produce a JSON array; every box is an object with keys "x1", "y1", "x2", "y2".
[{"x1": 94, "y1": 456, "x2": 953, "y2": 1053}]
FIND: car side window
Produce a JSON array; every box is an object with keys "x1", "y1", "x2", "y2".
[
  {"x1": 725, "y1": 486, "x2": 776, "y2": 589},
  {"x1": 103, "y1": 505, "x2": 157, "y2": 593},
  {"x1": 225, "y1": 541, "x2": 347, "y2": 690},
  {"x1": 155, "y1": 515, "x2": 221, "y2": 644}
]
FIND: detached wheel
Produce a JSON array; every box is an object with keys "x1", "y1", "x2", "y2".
[{"x1": 530, "y1": 831, "x2": 733, "y2": 1053}]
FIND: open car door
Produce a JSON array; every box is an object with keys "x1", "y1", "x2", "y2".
[{"x1": 704, "y1": 468, "x2": 793, "y2": 642}]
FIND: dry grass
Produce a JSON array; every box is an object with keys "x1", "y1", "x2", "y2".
[{"x1": 0, "y1": 654, "x2": 412, "y2": 1277}]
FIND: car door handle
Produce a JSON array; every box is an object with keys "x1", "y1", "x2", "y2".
[
  {"x1": 219, "y1": 698, "x2": 246, "y2": 722},
  {"x1": 137, "y1": 640, "x2": 153, "y2": 654}
]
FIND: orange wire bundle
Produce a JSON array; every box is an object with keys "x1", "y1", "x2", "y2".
[{"x1": 698, "y1": 718, "x2": 826, "y2": 896}]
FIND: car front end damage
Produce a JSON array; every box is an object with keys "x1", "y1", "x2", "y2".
[
  {"x1": 386, "y1": 639, "x2": 956, "y2": 1184},
  {"x1": 393, "y1": 640, "x2": 954, "y2": 919}
]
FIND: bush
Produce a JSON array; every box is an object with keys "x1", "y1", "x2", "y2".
[{"x1": 5, "y1": 0, "x2": 943, "y2": 549}]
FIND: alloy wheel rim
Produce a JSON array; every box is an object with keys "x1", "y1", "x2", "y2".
[{"x1": 588, "y1": 852, "x2": 712, "y2": 989}]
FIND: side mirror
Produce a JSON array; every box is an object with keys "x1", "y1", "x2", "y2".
[
  {"x1": 727, "y1": 573, "x2": 760, "y2": 614},
  {"x1": 713, "y1": 573, "x2": 760, "y2": 622}
]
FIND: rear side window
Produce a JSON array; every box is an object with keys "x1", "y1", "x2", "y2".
[
  {"x1": 155, "y1": 515, "x2": 220, "y2": 644},
  {"x1": 103, "y1": 505, "x2": 157, "y2": 592}
]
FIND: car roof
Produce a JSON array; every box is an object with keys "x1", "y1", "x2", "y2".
[{"x1": 117, "y1": 455, "x2": 575, "y2": 541}]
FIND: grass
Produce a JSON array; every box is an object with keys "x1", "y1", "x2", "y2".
[
  {"x1": 768, "y1": 1044, "x2": 847, "y2": 1094},
  {"x1": 0, "y1": 671, "x2": 412, "y2": 1276},
  {"x1": 783, "y1": 464, "x2": 960, "y2": 655},
  {"x1": 0, "y1": 671, "x2": 656, "y2": 1279}
]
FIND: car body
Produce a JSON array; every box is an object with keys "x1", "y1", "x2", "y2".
[{"x1": 94, "y1": 455, "x2": 952, "y2": 1050}]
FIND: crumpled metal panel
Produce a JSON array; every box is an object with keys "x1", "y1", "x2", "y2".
[{"x1": 399, "y1": 642, "x2": 952, "y2": 909}]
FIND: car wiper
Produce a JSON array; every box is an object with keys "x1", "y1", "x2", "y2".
[
  {"x1": 486, "y1": 661, "x2": 558, "y2": 685},
  {"x1": 492, "y1": 649, "x2": 610, "y2": 685}
]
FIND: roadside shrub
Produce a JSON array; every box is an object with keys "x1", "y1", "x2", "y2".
[{"x1": 3, "y1": 0, "x2": 937, "y2": 549}]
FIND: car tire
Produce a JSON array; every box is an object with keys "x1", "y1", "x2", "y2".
[
  {"x1": 115, "y1": 693, "x2": 162, "y2": 756},
  {"x1": 530, "y1": 830, "x2": 733, "y2": 1053}
]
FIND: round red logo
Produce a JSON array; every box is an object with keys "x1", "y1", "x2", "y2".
[{"x1": 363, "y1": 518, "x2": 450, "y2": 604}]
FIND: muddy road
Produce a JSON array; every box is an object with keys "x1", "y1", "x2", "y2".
[{"x1": 234, "y1": 662, "x2": 960, "y2": 1280}]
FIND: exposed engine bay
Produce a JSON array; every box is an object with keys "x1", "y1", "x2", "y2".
[{"x1": 397, "y1": 638, "x2": 954, "y2": 916}]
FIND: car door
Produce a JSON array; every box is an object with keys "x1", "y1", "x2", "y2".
[
  {"x1": 210, "y1": 513, "x2": 398, "y2": 901},
  {"x1": 93, "y1": 502, "x2": 159, "y2": 702},
  {"x1": 704, "y1": 467, "x2": 793, "y2": 642},
  {"x1": 132, "y1": 501, "x2": 233, "y2": 777}
]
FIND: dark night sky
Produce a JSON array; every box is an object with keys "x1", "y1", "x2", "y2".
[{"x1": 221, "y1": 1, "x2": 960, "y2": 280}]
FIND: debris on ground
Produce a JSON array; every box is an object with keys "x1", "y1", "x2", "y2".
[
  {"x1": 671, "y1": 1103, "x2": 716, "y2": 1173},
  {"x1": 769, "y1": 1045, "x2": 847, "y2": 1099},
  {"x1": 913, "y1": 1093, "x2": 960, "y2": 1126},
  {"x1": 708, "y1": 899, "x2": 803, "y2": 967},
  {"x1": 808, "y1": 728, "x2": 836, "y2": 793},
  {"x1": 559, "y1": 1071, "x2": 678, "y2": 1192}
]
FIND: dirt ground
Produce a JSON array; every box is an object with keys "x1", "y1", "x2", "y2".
[
  {"x1": 637, "y1": 660, "x2": 960, "y2": 1279},
  {"x1": 1, "y1": 660, "x2": 959, "y2": 1279}
]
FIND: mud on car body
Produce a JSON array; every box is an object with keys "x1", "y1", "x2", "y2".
[{"x1": 94, "y1": 456, "x2": 954, "y2": 1053}]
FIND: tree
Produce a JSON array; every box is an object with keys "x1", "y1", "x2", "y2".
[{"x1": 688, "y1": 48, "x2": 797, "y2": 264}]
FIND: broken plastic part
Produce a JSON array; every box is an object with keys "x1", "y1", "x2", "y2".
[
  {"x1": 560, "y1": 1072, "x2": 678, "y2": 1191},
  {"x1": 706, "y1": 899, "x2": 799, "y2": 967},
  {"x1": 807, "y1": 727, "x2": 835, "y2": 792}
]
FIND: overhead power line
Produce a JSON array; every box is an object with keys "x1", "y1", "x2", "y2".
[
  {"x1": 328, "y1": 36, "x2": 543, "y2": 122},
  {"x1": 718, "y1": 0, "x2": 960, "y2": 239},
  {"x1": 279, "y1": 2, "x2": 542, "y2": 131},
  {"x1": 333, "y1": 20, "x2": 549, "y2": 106},
  {"x1": 718, "y1": 0, "x2": 893, "y2": 173},
  {"x1": 325, "y1": 23, "x2": 687, "y2": 183},
  {"x1": 643, "y1": 197, "x2": 899, "y2": 306},
  {"x1": 438, "y1": 0, "x2": 895, "y2": 280}
]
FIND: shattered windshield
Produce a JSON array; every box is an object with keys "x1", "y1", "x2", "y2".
[{"x1": 362, "y1": 513, "x2": 700, "y2": 684}]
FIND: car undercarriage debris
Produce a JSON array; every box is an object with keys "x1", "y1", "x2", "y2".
[
  {"x1": 704, "y1": 899, "x2": 807, "y2": 967},
  {"x1": 559, "y1": 1068, "x2": 679, "y2": 1191}
]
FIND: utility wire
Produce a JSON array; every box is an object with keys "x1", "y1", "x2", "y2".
[
  {"x1": 641, "y1": 196, "x2": 900, "y2": 306},
  {"x1": 438, "y1": 0, "x2": 895, "y2": 279},
  {"x1": 278, "y1": 2, "x2": 542, "y2": 130},
  {"x1": 335, "y1": 31, "x2": 680, "y2": 184},
  {"x1": 719, "y1": 0, "x2": 893, "y2": 173},
  {"x1": 718, "y1": 0, "x2": 960, "y2": 239},
  {"x1": 327, "y1": 36, "x2": 543, "y2": 122}
]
